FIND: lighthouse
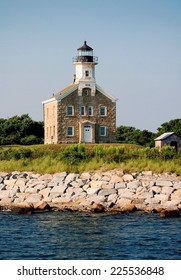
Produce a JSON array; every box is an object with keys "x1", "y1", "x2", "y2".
[
  {"x1": 42, "y1": 42, "x2": 117, "y2": 144},
  {"x1": 73, "y1": 41, "x2": 98, "y2": 96}
]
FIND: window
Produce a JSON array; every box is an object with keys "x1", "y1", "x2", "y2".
[
  {"x1": 80, "y1": 106, "x2": 85, "y2": 116},
  {"x1": 99, "y1": 106, "x2": 107, "y2": 116},
  {"x1": 85, "y1": 70, "x2": 89, "y2": 77},
  {"x1": 99, "y1": 126, "x2": 106, "y2": 136},
  {"x1": 67, "y1": 126, "x2": 74, "y2": 136},
  {"x1": 82, "y1": 88, "x2": 90, "y2": 96},
  {"x1": 67, "y1": 105, "x2": 74, "y2": 116},
  {"x1": 88, "y1": 106, "x2": 93, "y2": 116}
]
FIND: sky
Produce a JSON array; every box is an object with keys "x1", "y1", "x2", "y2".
[{"x1": 0, "y1": 0, "x2": 180, "y2": 132}]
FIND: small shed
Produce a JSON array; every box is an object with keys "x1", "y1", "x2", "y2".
[{"x1": 155, "y1": 132, "x2": 181, "y2": 151}]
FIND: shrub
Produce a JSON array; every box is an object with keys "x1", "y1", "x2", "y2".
[{"x1": 160, "y1": 146, "x2": 177, "y2": 160}]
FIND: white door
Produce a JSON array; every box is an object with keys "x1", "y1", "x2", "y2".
[{"x1": 84, "y1": 126, "x2": 91, "y2": 143}]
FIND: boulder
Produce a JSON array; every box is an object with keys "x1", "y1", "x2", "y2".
[
  {"x1": 80, "y1": 172, "x2": 91, "y2": 180},
  {"x1": 173, "y1": 182, "x2": 181, "y2": 189},
  {"x1": 160, "y1": 209, "x2": 180, "y2": 218},
  {"x1": 118, "y1": 188, "x2": 135, "y2": 199},
  {"x1": 115, "y1": 198, "x2": 136, "y2": 212},
  {"x1": 34, "y1": 201, "x2": 51, "y2": 211},
  {"x1": 86, "y1": 186, "x2": 101, "y2": 195},
  {"x1": 122, "y1": 174, "x2": 134, "y2": 182},
  {"x1": 25, "y1": 194, "x2": 42, "y2": 203},
  {"x1": 110, "y1": 174, "x2": 123, "y2": 184},
  {"x1": 127, "y1": 180, "x2": 140, "y2": 189},
  {"x1": 161, "y1": 186, "x2": 174, "y2": 195},
  {"x1": 91, "y1": 203, "x2": 105, "y2": 213},
  {"x1": 98, "y1": 188, "x2": 117, "y2": 196},
  {"x1": 0, "y1": 190, "x2": 10, "y2": 199},
  {"x1": 115, "y1": 182, "x2": 126, "y2": 189},
  {"x1": 39, "y1": 187, "x2": 51, "y2": 198},
  {"x1": 50, "y1": 185, "x2": 67, "y2": 194},
  {"x1": 171, "y1": 189, "x2": 181, "y2": 200},
  {"x1": 156, "y1": 180, "x2": 173, "y2": 187}
]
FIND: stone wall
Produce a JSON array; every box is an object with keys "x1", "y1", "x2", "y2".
[
  {"x1": 0, "y1": 170, "x2": 181, "y2": 216},
  {"x1": 57, "y1": 89, "x2": 116, "y2": 143}
]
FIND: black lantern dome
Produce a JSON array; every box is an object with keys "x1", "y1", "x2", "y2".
[{"x1": 73, "y1": 41, "x2": 98, "y2": 63}]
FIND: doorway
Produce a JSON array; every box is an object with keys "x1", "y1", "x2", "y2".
[
  {"x1": 170, "y1": 141, "x2": 178, "y2": 152},
  {"x1": 84, "y1": 125, "x2": 91, "y2": 143}
]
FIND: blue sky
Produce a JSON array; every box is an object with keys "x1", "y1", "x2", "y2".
[{"x1": 0, "y1": 0, "x2": 180, "y2": 132}]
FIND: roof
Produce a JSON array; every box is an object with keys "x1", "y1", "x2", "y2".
[
  {"x1": 43, "y1": 82, "x2": 117, "y2": 103},
  {"x1": 53, "y1": 84, "x2": 78, "y2": 98},
  {"x1": 154, "y1": 132, "x2": 175, "y2": 141},
  {"x1": 77, "y1": 41, "x2": 93, "y2": 51}
]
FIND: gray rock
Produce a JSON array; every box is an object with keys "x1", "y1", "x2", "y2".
[
  {"x1": 118, "y1": 188, "x2": 135, "y2": 199},
  {"x1": 161, "y1": 186, "x2": 174, "y2": 195},
  {"x1": 115, "y1": 182, "x2": 126, "y2": 189},
  {"x1": 156, "y1": 180, "x2": 173, "y2": 187},
  {"x1": 173, "y1": 182, "x2": 181, "y2": 189},
  {"x1": 86, "y1": 187, "x2": 101, "y2": 195},
  {"x1": 50, "y1": 185, "x2": 67, "y2": 194},
  {"x1": 127, "y1": 180, "x2": 140, "y2": 189},
  {"x1": 98, "y1": 188, "x2": 117, "y2": 196}
]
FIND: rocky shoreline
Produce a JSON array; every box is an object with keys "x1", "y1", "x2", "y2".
[{"x1": 0, "y1": 170, "x2": 181, "y2": 217}]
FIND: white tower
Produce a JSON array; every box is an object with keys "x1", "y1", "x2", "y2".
[{"x1": 73, "y1": 41, "x2": 98, "y2": 96}]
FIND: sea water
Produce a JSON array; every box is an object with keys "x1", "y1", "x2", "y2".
[{"x1": 0, "y1": 211, "x2": 180, "y2": 260}]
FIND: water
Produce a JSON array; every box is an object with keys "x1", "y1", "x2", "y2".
[{"x1": 0, "y1": 211, "x2": 180, "y2": 260}]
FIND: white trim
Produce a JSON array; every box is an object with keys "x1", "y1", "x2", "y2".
[
  {"x1": 42, "y1": 97, "x2": 56, "y2": 104},
  {"x1": 67, "y1": 126, "x2": 74, "y2": 136},
  {"x1": 67, "y1": 105, "x2": 74, "y2": 116},
  {"x1": 99, "y1": 126, "x2": 107, "y2": 136},
  {"x1": 99, "y1": 105, "x2": 107, "y2": 116},
  {"x1": 96, "y1": 84, "x2": 118, "y2": 102},
  {"x1": 56, "y1": 84, "x2": 78, "y2": 101}
]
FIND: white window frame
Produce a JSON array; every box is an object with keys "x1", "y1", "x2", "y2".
[
  {"x1": 67, "y1": 105, "x2": 74, "y2": 116},
  {"x1": 88, "y1": 105, "x2": 93, "y2": 116},
  {"x1": 67, "y1": 126, "x2": 74, "y2": 136},
  {"x1": 80, "y1": 106, "x2": 85, "y2": 116},
  {"x1": 99, "y1": 106, "x2": 107, "y2": 116},
  {"x1": 99, "y1": 126, "x2": 107, "y2": 136}
]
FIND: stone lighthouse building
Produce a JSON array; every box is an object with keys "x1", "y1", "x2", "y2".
[{"x1": 42, "y1": 41, "x2": 117, "y2": 144}]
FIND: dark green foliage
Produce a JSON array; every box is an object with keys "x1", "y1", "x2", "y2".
[
  {"x1": 157, "y1": 119, "x2": 181, "y2": 136},
  {"x1": 0, "y1": 114, "x2": 44, "y2": 145},
  {"x1": 116, "y1": 125, "x2": 155, "y2": 147},
  {"x1": 0, "y1": 148, "x2": 33, "y2": 160}
]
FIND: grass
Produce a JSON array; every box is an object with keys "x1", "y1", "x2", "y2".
[{"x1": 0, "y1": 144, "x2": 180, "y2": 174}]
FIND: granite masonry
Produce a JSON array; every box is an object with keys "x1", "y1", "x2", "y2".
[{"x1": 0, "y1": 170, "x2": 181, "y2": 216}]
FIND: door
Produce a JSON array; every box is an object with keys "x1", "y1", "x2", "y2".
[{"x1": 84, "y1": 125, "x2": 91, "y2": 143}]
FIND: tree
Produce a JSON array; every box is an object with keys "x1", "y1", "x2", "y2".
[
  {"x1": 0, "y1": 114, "x2": 44, "y2": 145},
  {"x1": 156, "y1": 119, "x2": 181, "y2": 136},
  {"x1": 116, "y1": 125, "x2": 155, "y2": 146}
]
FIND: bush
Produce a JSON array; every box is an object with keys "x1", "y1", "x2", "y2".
[
  {"x1": 160, "y1": 146, "x2": 177, "y2": 160},
  {"x1": 21, "y1": 135, "x2": 43, "y2": 145}
]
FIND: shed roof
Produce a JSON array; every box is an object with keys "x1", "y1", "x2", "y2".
[{"x1": 154, "y1": 132, "x2": 175, "y2": 141}]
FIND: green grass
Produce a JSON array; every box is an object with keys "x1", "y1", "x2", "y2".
[{"x1": 0, "y1": 144, "x2": 180, "y2": 174}]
